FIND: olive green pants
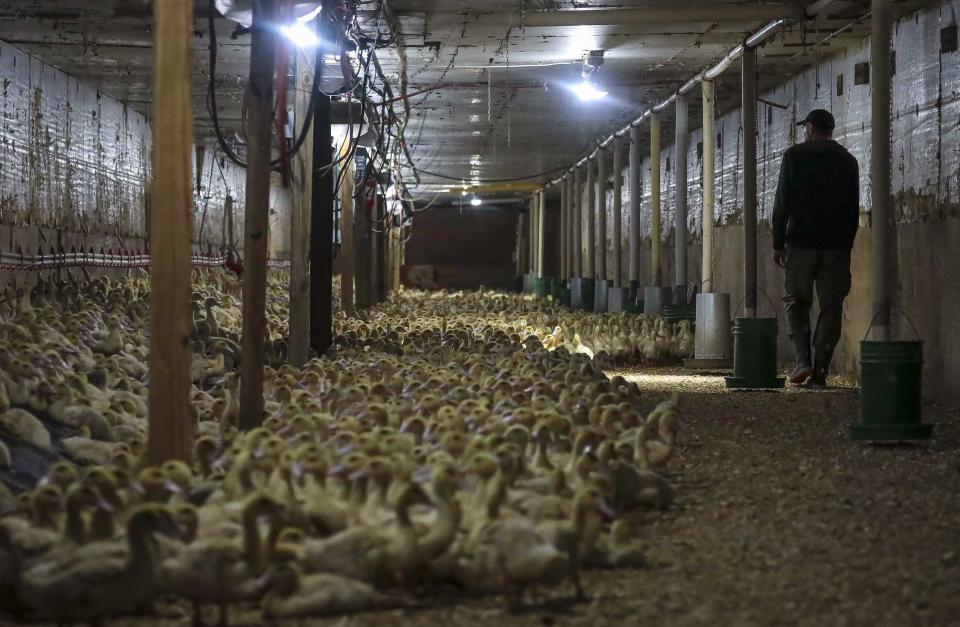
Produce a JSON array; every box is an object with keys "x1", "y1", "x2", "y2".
[{"x1": 783, "y1": 248, "x2": 852, "y2": 359}]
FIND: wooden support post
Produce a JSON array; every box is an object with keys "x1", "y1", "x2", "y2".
[
  {"x1": 585, "y1": 159, "x2": 596, "y2": 278},
  {"x1": 149, "y1": 0, "x2": 193, "y2": 463},
  {"x1": 650, "y1": 113, "x2": 662, "y2": 286},
  {"x1": 289, "y1": 57, "x2": 313, "y2": 366},
  {"x1": 537, "y1": 189, "x2": 546, "y2": 278},
  {"x1": 702, "y1": 80, "x2": 716, "y2": 293},
  {"x1": 338, "y1": 141, "x2": 355, "y2": 315},
  {"x1": 612, "y1": 136, "x2": 623, "y2": 288},
  {"x1": 310, "y1": 17, "x2": 334, "y2": 353},
  {"x1": 354, "y1": 179, "x2": 372, "y2": 308},
  {"x1": 596, "y1": 147, "x2": 607, "y2": 280},
  {"x1": 239, "y1": 0, "x2": 276, "y2": 431}
]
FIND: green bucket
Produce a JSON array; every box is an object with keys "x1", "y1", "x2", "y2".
[
  {"x1": 725, "y1": 317, "x2": 785, "y2": 389},
  {"x1": 532, "y1": 277, "x2": 549, "y2": 298},
  {"x1": 851, "y1": 341, "x2": 932, "y2": 441}
]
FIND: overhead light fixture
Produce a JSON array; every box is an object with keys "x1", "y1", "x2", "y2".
[
  {"x1": 470, "y1": 114, "x2": 480, "y2": 123},
  {"x1": 470, "y1": 196, "x2": 482, "y2": 206},
  {"x1": 280, "y1": 22, "x2": 320, "y2": 48},
  {"x1": 573, "y1": 49, "x2": 608, "y2": 101},
  {"x1": 471, "y1": 98, "x2": 482, "y2": 104},
  {"x1": 472, "y1": 130, "x2": 482, "y2": 136}
]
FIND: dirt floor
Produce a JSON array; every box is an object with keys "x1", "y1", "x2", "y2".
[{"x1": 44, "y1": 367, "x2": 960, "y2": 627}]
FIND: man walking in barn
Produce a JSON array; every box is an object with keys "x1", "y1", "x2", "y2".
[{"x1": 772, "y1": 109, "x2": 860, "y2": 389}]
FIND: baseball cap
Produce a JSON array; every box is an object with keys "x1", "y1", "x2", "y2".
[{"x1": 796, "y1": 109, "x2": 835, "y2": 133}]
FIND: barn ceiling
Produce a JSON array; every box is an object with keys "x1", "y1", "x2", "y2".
[{"x1": 0, "y1": 0, "x2": 933, "y2": 203}]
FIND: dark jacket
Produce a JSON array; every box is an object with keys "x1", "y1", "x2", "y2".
[{"x1": 772, "y1": 139, "x2": 860, "y2": 251}]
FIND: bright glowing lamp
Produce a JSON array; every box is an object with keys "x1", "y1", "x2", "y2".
[
  {"x1": 280, "y1": 22, "x2": 320, "y2": 48},
  {"x1": 572, "y1": 79, "x2": 608, "y2": 102},
  {"x1": 470, "y1": 196, "x2": 482, "y2": 206}
]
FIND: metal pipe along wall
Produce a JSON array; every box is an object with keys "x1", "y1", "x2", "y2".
[{"x1": 742, "y1": 46, "x2": 758, "y2": 318}]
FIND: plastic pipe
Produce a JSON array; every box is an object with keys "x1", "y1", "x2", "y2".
[
  {"x1": 742, "y1": 46, "x2": 758, "y2": 318},
  {"x1": 702, "y1": 79, "x2": 716, "y2": 293}
]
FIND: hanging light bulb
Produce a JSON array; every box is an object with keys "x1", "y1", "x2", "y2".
[{"x1": 470, "y1": 196, "x2": 482, "y2": 206}]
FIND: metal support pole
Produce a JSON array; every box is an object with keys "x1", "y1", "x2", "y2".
[
  {"x1": 574, "y1": 166, "x2": 583, "y2": 276},
  {"x1": 239, "y1": 0, "x2": 276, "y2": 431},
  {"x1": 148, "y1": 0, "x2": 193, "y2": 462},
  {"x1": 585, "y1": 158, "x2": 596, "y2": 278},
  {"x1": 629, "y1": 125, "x2": 641, "y2": 285},
  {"x1": 309, "y1": 20, "x2": 334, "y2": 352},
  {"x1": 596, "y1": 146, "x2": 608, "y2": 280},
  {"x1": 528, "y1": 196, "x2": 536, "y2": 275},
  {"x1": 702, "y1": 80, "x2": 716, "y2": 293},
  {"x1": 559, "y1": 180, "x2": 566, "y2": 281},
  {"x1": 742, "y1": 45, "x2": 758, "y2": 318},
  {"x1": 537, "y1": 189, "x2": 546, "y2": 278},
  {"x1": 612, "y1": 136, "x2": 623, "y2": 288},
  {"x1": 650, "y1": 113, "x2": 662, "y2": 286},
  {"x1": 675, "y1": 93, "x2": 689, "y2": 302},
  {"x1": 871, "y1": 0, "x2": 891, "y2": 341}
]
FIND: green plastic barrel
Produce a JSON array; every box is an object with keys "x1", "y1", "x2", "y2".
[
  {"x1": 625, "y1": 300, "x2": 643, "y2": 315},
  {"x1": 724, "y1": 317, "x2": 785, "y2": 389},
  {"x1": 851, "y1": 341, "x2": 932, "y2": 440},
  {"x1": 532, "y1": 277, "x2": 549, "y2": 298}
]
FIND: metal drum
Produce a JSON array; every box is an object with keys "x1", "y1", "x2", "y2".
[{"x1": 694, "y1": 292, "x2": 732, "y2": 360}]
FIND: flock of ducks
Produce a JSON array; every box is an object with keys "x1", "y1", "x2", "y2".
[{"x1": 0, "y1": 275, "x2": 686, "y2": 623}]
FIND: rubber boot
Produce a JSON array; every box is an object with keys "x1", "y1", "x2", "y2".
[
  {"x1": 788, "y1": 332, "x2": 813, "y2": 385},
  {"x1": 805, "y1": 345, "x2": 834, "y2": 389}
]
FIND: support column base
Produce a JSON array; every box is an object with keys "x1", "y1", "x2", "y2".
[
  {"x1": 607, "y1": 286, "x2": 628, "y2": 313},
  {"x1": 593, "y1": 279, "x2": 610, "y2": 312}
]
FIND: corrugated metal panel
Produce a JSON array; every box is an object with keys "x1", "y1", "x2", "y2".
[{"x1": 0, "y1": 39, "x2": 250, "y2": 249}]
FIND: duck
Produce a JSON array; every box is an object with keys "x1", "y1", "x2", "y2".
[
  {"x1": 160, "y1": 494, "x2": 284, "y2": 626},
  {"x1": 0, "y1": 408, "x2": 51, "y2": 449},
  {"x1": 18, "y1": 505, "x2": 179, "y2": 624},
  {"x1": 296, "y1": 481, "x2": 431, "y2": 587}
]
